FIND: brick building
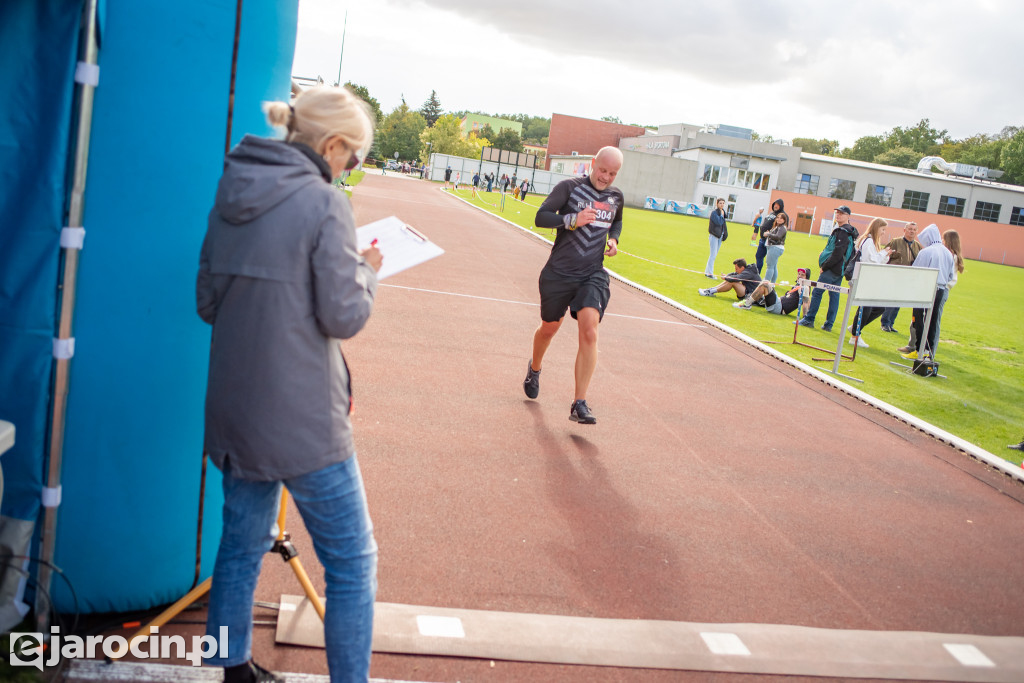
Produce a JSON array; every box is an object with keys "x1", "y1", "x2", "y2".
[{"x1": 545, "y1": 113, "x2": 645, "y2": 170}]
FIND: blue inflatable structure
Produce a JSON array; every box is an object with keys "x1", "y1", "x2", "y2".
[{"x1": 0, "y1": 0, "x2": 298, "y2": 618}]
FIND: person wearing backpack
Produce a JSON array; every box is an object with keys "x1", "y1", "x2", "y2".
[
  {"x1": 846, "y1": 218, "x2": 892, "y2": 348},
  {"x1": 797, "y1": 205, "x2": 859, "y2": 332}
]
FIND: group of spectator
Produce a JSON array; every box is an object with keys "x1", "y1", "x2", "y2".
[{"x1": 700, "y1": 198, "x2": 966, "y2": 364}]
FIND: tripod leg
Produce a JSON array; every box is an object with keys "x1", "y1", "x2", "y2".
[
  {"x1": 117, "y1": 577, "x2": 212, "y2": 658},
  {"x1": 273, "y1": 488, "x2": 326, "y2": 621}
]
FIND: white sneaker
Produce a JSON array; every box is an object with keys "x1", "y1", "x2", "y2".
[
  {"x1": 698, "y1": 288, "x2": 715, "y2": 297},
  {"x1": 733, "y1": 299, "x2": 752, "y2": 309},
  {"x1": 847, "y1": 336, "x2": 869, "y2": 348}
]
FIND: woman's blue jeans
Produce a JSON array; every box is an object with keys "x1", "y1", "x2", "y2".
[
  {"x1": 205, "y1": 456, "x2": 377, "y2": 682},
  {"x1": 705, "y1": 234, "x2": 722, "y2": 276},
  {"x1": 764, "y1": 244, "x2": 785, "y2": 282}
]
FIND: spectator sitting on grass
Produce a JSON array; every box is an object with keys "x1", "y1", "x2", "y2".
[
  {"x1": 732, "y1": 267, "x2": 812, "y2": 317},
  {"x1": 698, "y1": 258, "x2": 761, "y2": 299}
]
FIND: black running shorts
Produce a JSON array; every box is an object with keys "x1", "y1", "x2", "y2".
[{"x1": 538, "y1": 266, "x2": 610, "y2": 323}]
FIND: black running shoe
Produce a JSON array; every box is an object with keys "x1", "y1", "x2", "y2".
[
  {"x1": 569, "y1": 399, "x2": 597, "y2": 424},
  {"x1": 523, "y1": 361, "x2": 540, "y2": 399},
  {"x1": 224, "y1": 660, "x2": 283, "y2": 683}
]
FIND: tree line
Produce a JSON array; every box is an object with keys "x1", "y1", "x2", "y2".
[
  {"x1": 786, "y1": 119, "x2": 1024, "y2": 185},
  {"x1": 347, "y1": 83, "x2": 1023, "y2": 187},
  {"x1": 344, "y1": 84, "x2": 550, "y2": 165}
]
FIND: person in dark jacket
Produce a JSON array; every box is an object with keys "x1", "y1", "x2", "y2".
[
  {"x1": 197, "y1": 87, "x2": 382, "y2": 683},
  {"x1": 751, "y1": 198, "x2": 784, "y2": 274},
  {"x1": 798, "y1": 205, "x2": 859, "y2": 332},
  {"x1": 698, "y1": 258, "x2": 761, "y2": 299},
  {"x1": 704, "y1": 197, "x2": 728, "y2": 278}
]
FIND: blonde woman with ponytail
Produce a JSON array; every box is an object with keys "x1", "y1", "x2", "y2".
[{"x1": 198, "y1": 87, "x2": 380, "y2": 683}]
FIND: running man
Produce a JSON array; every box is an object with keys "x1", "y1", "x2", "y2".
[{"x1": 522, "y1": 146, "x2": 624, "y2": 424}]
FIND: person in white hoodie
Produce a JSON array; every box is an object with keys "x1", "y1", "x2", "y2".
[
  {"x1": 901, "y1": 224, "x2": 955, "y2": 360},
  {"x1": 847, "y1": 218, "x2": 892, "y2": 348}
]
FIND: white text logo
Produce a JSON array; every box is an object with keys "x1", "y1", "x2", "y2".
[{"x1": 9, "y1": 626, "x2": 228, "y2": 670}]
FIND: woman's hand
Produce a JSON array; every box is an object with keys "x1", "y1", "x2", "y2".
[{"x1": 360, "y1": 245, "x2": 383, "y2": 272}]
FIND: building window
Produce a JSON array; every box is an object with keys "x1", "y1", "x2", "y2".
[
  {"x1": 702, "y1": 164, "x2": 724, "y2": 183},
  {"x1": 938, "y1": 195, "x2": 965, "y2": 217},
  {"x1": 703, "y1": 165, "x2": 770, "y2": 191},
  {"x1": 1011, "y1": 206, "x2": 1024, "y2": 226},
  {"x1": 701, "y1": 195, "x2": 717, "y2": 208},
  {"x1": 828, "y1": 178, "x2": 855, "y2": 200},
  {"x1": 794, "y1": 173, "x2": 819, "y2": 195},
  {"x1": 973, "y1": 201, "x2": 1001, "y2": 223},
  {"x1": 902, "y1": 190, "x2": 929, "y2": 212},
  {"x1": 726, "y1": 193, "x2": 738, "y2": 220},
  {"x1": 865, "y1": 184, "x2": 893, "y2": 207}
]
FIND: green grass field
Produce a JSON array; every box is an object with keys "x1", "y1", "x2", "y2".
[{"x1": 448, "y1": 186, "x2": 1024, "y2": 464}]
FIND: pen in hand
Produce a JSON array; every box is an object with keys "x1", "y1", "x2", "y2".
[{"x1": 361, "y1": 238, "x2": 383, "y2": 272}]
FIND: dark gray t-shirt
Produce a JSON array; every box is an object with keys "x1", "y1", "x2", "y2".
[{"x1": 536, "y1": 176, "x2": 624, "y2": 277}]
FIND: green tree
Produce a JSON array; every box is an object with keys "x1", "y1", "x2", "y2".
[
  {"x1": 952, "y1": 134, "x2": 1005, "y2": 170},
  {"x1": 842, "y1": 135, "x2": 886, "y2": 162},
  {"x1": 883, "y1": 118, "x2": 949, "y2": 156},
  {"x1": 419, "y1": 90, "x2": 443, "y2": 127},
  {"x1": 601, "y1": 115, "x2": 622, "y2": 123},
  {"x1": 492, "y1": 127, "x2": 524, "y2": 153},
  {"x1": 376, "y1": 103, "x2": 427, "y2": 162},
  {"x1": 873, "y1": 146, "x2": 919, "y2": 169},
  {"x1": 344, "y1": 82, "x2": 382, "y2": 126},
  {"x1": 999, "y1": 129, "x2": 1024, "y2": 185},
  {"x1": 791, "y1": 137, "x2": 840, "y2": 155},
  {"x1": 522, "y1": 116, "x2": 551, "y2": 146},
  {"x1": 420, "y1": 113, "x2": 479, "y2": 160},
  {"x1": 479, "y1": 123, "x2": 496, "y2": 141}
]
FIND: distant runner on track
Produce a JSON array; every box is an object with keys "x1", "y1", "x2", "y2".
[{"x1": 522, "y1": 146, "x2": 624, "y2": 424}]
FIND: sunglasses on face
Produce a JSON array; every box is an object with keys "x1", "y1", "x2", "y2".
[{"x1": 345, "y1": 151, "x2": 362, "y2": 171}]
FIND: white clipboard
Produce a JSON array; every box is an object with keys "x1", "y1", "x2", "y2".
[{"x1": 356, "y1": 216, "x2": 444, "y2": 281}]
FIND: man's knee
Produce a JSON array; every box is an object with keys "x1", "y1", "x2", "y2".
[
  {"x1": 537, "y1": 319, "x2": 562, "y2": 338},
  {"x1": 577, "y1": 309, "x2": 600, "y2": 345}
]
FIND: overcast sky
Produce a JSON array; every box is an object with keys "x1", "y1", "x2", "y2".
[{"x1": 292, "y1": 0, "x2": 1023, "y2": 148}]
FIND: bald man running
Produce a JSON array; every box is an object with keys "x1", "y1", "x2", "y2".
[{"x1": 522, "y1": 146, "x2": 624, "y2": 424}]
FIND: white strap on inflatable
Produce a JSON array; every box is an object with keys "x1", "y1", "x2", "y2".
[
  {"x1": 60, "y1": 227, "x2": 86, "y2": 250},
  {"x1": 53, "y1": 337, "x2": 75, "y2": 360},
  {"x1": 75, "y1": 62, "x2": 100, "y2": 87},
  {"x1": 42, "y1": 485, "x2": 63, "y2": 508}
]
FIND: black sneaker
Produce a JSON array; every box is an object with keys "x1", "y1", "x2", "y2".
[
  {"x1": 569, "y1": 400, "x2": 597, "y2": 424},
  {"x1": 523, "y1": 361, "x2": 540, "y2": 399},
  {"x1": 1008, "y1": 438, "x2": 1024, "y2": 452},
  {"x1": 224, "y1": 660, "x2": 283, "y2": 683}
]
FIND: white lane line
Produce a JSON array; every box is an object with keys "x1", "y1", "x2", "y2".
[
  {"x1": 379, "y1": 283, "x2": 706, "y2": 328},
  {"x1": 700, "y1": 632, "x2": 751, "y2": 656},
  {"x1": 944, "y1": 643, "x2": 996, "y2": 667}
]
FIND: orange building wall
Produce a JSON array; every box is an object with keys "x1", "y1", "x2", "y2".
[
  {"x1": 770, "y1": 190, "x2": 1024, "y2": 268},
  {"x1": 546, "y1": 113, "x2": 645, "y2": 170}
]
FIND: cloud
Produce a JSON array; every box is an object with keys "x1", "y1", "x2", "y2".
[{"x1": 295, "y1": 0, "x2": 1024, "y2": 147}]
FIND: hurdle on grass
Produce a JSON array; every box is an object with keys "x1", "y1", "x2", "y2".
[
  {"x1": 822, "y1": 262, "x2": 939, "y2": 383},
  {"x1": 768, "y1": 277, "x2": 858, "y2": 363}
]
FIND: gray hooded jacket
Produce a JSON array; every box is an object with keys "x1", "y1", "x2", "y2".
[{"x1": 197, "y1": 135, "x2": 377, "y2": 481}]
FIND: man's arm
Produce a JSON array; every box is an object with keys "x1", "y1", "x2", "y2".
[{"x1": 535, "y1": 180, "x2": 573, "y2": 229}]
